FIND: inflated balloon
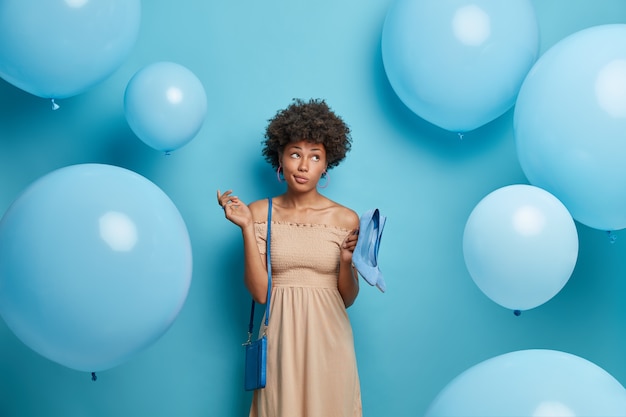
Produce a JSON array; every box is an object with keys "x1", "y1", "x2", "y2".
[
  {"x1": 0, "y1": 0, "x2": 140, "y2": 99},
  {"x1": 0, "y1": 164, "x2": 192, "y2": 372},
  {"x1": 426, "y1": 349, "x2": 626, "y2": 417},
  {"x1": 515, "y1": 24, "x2": 626, "y2": 231},
  {"x1": 382, "y1": 0, "x2": 538, "y2": 132},
  {"x1": 124, "y1": 62, "x2": 208, "y2": 153},
  {"x1": 463, "y1": 185, "x2": 578, "y2": 311}
]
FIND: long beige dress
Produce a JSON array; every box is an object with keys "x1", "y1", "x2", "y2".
[{"x1": 250, "y1": 221, "x2": 362, "y2": 417}]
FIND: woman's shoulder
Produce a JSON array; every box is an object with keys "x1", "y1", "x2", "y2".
[
  {"x1": 249, "y1": 198, "x2": 271, "y2": 222},
  {"x1": 326, "y1": 199, "x2": 359, "y2": 230}
]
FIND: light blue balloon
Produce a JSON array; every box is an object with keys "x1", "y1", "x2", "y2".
[
  {"x1": 381, "y1": 0, "x2": 538, "y2": 132},
  {"x1": 463, "y1": 185, "x2": 578, "y2": 311},
  {"x1": 0, "y1": 164, "x2": 192, "y2": 372},
  {"x1": 0, "y1": 0, "x2": 140, "y2": 99},
  {"x1": 426, "y1": 349, "x2": 626, "y2": 417},
  {"x1": 124, "y1": 62, "x2": 208, "y2": 153},
  {"x1": 515, "y1": 24, "x2": 626, "y2": 231}
]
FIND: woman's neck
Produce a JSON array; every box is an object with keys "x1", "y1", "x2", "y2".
[{"x1": 277, "y1": 190, "x2": 327, "y2": 210}]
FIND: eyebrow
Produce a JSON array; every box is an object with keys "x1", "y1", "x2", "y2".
[{"x1": 289, "y1": 145, "x2": 323, "y2": 152}]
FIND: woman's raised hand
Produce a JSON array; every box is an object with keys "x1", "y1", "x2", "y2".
[{"x1": 217, "y1": 189, "x2": 253, "y2": 228}]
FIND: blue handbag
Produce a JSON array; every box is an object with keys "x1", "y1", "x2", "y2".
[{"x1": 243, "y1": 198, "x2": 273, "y2": 391}]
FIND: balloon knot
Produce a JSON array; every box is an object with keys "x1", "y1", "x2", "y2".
[
  {"x1": 457, "y1": 132, "x2": 464, "y2": 140},
  {"x1": 91, "y1": 372, "x2": 97, "y2": 382},
  {"x1": 606, "y1": 230, "x2": 617, "y2": 244},
  {"x1": 51, "y1": 99, "x2": 60, "y2": 110},
  {"x1": 513, "y1": 310, "x2": 521, "y2": 316}
]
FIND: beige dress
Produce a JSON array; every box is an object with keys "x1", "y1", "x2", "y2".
[{"x1": 250, "y1": 221, "x2": 362, "y2": 417}]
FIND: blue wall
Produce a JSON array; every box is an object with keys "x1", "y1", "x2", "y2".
[{"x1": 1, "y1": 1, "x2": 625, "y2": 416}]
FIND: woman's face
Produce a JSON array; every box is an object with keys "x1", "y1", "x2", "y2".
[{"x1": 280, "y1": 140, "x2": 327, "y2": 190}]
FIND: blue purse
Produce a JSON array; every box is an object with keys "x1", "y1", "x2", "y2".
[{"x1": 243, "y1": 198, "x2": 272, "y2": 391}]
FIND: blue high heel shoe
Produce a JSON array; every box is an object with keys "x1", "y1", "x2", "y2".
[{"x1": 352, "y1": 208, "x2": 386, "y2": 293}]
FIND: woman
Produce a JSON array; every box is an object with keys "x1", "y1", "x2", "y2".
[{"x1": 217, "y1": 98, "x2": 362, "y2": 416}]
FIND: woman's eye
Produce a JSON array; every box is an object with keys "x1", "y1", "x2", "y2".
[
  {"x1": 290, "y1": 153, "x2": 300, "y2": 159},
  {"x1": 312, "y1": 155, "x2": 320, "y2": 162}
]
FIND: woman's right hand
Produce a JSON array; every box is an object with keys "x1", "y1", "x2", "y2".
[{"x1": 217, "y1": 189, "x2": 253, "y2": 229}]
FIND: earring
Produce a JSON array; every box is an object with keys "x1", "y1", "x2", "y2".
[
  {"x1": 318, "y1": 171, "x2": 329, "y2": 189},
  {"x1": 276, "y1": 166, "x2": 285, "y2": 183}
]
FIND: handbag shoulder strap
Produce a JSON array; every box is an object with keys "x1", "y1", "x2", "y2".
[
  {"x1": 264, "y1": 198, "x2": 272, "y2": 325},
  {"x1": 247, "y1": 197, "x2": 272, "y2": 336}
]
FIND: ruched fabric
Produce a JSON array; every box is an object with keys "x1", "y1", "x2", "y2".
[{"x1": 250, "y1": 221, "x2": 362, "y2": 417}]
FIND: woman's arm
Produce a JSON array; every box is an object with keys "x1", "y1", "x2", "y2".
[
  {"x1": 241, "y1": 221, "x2": 270, "y2": 304},
  {"x1": 338, "y1": 253, "x2": 360, "y2": 308},
  {"x1": 217, "y1": 191, "x2": 269, "y2": 303},
  {"x1": 337, "y1": 210, "x2": 360, "y2": 307}
]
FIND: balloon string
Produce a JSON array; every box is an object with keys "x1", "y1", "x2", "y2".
[
  {"x1": 51, "y1": 99, "x2": 60, "y2": 110},
  {"x1": 91, "y1": 372, "x2": 97, "y2": 382}
]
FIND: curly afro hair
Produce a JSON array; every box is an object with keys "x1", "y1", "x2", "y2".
[{"x1": 262, "y1": 98, "x2": 352, "y2": 170}]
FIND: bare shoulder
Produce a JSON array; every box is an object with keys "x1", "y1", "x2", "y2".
[
  {"x1": 328, "y1": 200, "x2": 359, "y2": 230},
  {"x1": 249, "y1": 198, "x2": 271, "y2": 222}
]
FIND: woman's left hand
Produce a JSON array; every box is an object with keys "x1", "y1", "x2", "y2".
[{"x1": 340, "y1": 229, "x2": 359, "y2": 264}]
